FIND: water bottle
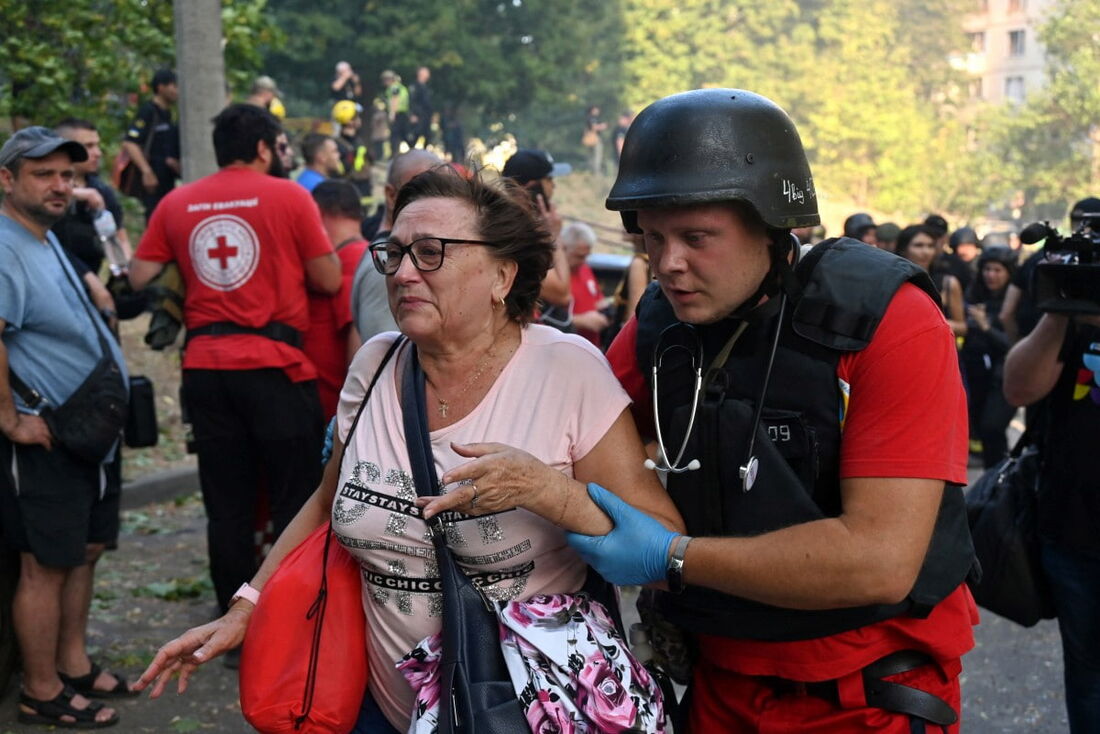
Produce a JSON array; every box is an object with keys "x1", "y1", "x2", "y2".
[{"x1": 93, "y1": 209, "x2": 127, "y2": 276}]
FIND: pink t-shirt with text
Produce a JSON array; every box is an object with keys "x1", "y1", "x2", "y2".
[{"x1": 334, "y1": 324, "x2": 630, "y2": 729}]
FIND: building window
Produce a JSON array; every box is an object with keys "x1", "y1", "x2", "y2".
[
  {"x1": 1008, "y1": 0, "x2": 1026, "y2": 12},
  {"x1": 1005, "y1": 76, "x2": 1025, "y2": 102},
  {"x1": 969, "y1": 31, "x2": 986, "y2": 53},
  {"x1": 969, "y1": 78, "x2": 984, "y2": 100},
  {"x1": 1009, "y1": 29, "x2": 1026, "y2": 56}
]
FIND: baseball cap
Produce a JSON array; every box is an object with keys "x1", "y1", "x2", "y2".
[
  {"x1": 0, "y1": 126, "x2": 89, "y2": 169},
  {"x1": 501, "y1": 149, "x2": 572, "y2": 185},
  {"x1": 253, "y1": 75, "x2": 282, "y2": 96}
]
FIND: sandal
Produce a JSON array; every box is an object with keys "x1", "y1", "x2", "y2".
[
  {"x1": 18, "y1": 684, "x2": 119, "y2": 729},
  {"x1": 59, "y1": 661, "x2": 139, "y2": 699}
]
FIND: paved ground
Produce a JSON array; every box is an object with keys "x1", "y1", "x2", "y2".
[{"x1": 0, "y1": 465, "x2": 1072, "y2": 733}]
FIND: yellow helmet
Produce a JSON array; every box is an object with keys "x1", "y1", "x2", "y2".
[
  {"x1": 332, "y1": 99, "x2": 358, "y2": 125},
  {"x1": 269, "y1": 97, "x2": 286, "y2": 120}
]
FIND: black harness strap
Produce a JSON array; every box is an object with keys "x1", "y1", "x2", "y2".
[
  {"x1": 862, "y1": 650, "x2": 958, "y2": 728},
  {"x1": 185, "y1": 320, "x2": 303, "y2": 349}
]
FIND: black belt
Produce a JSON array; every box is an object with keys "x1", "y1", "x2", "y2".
[
  {"x1": 757, "y1": 650, "x2": 958, "y2": 727},
  {"x1": 184, "y1": 321, "x2": 302, "y2": 349}
]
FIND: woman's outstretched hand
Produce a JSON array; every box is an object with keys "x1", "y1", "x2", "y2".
[{"x1": 132, "y1": 606, "x2": 251, "y2": 697}]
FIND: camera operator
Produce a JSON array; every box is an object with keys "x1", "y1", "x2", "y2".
[{"x1": 1003, "y1": 197, "x2": 1100, "y2": 734}]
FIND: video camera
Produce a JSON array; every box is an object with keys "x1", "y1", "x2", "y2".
[{"x1": 1020, "y1": 210, "x2": 1100, "y2": 315}]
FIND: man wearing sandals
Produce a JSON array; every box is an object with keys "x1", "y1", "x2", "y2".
[
  {"x1": 568, "y1": 90, "x2": 978, "y2": 733},
  {"x1": 0, "y1": 128, "x2": 134, "y2": 728}
]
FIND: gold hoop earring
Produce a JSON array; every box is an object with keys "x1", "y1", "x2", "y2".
[{"x1": 497, "y1": 295, "x2": 506, "y2": 309}]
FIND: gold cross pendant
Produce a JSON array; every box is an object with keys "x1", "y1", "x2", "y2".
[{"x1": 438, "y1": 399, "x2": 449, "y2": 418}]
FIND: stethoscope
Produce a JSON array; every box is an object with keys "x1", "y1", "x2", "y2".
[{"x1": 644, "y1": 293, "x2": 789, "y2": 492}]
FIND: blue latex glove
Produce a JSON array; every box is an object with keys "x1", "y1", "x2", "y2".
[
  {"x1": 320, "y1": 416, "x2": 336, "y2": 466},
  {"x1": 565, "y1": 483, "x2": 680, "y2": 586}
]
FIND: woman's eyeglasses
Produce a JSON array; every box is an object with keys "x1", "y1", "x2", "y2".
[{"x1": 369, "y1": 237, "x2": 498, "y2": 275}]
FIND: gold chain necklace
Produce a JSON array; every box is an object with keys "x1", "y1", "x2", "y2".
[{"x1": 428, "y1": 345, "x2": 499, "y2": 418}]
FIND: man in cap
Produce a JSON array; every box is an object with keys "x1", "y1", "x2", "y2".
[
  {"x1": 1, "y1": 127, "x2": 132, "y2": 727},
  {"x1": 246, "y1": 75, "x2": 282, "y2": 111},
  {"x1": 941, "y1": 226, "x2": 981, "y2": 293},
  {"x1": 501, "y1": 148, "x2": 574, "y2": 314},
  {"x1": 564, "y1": 89, "x2": 976, "y2": 732},
  {"x1": 121, "y1": 68, "x2": 180, "y2": 220},
  {"x1": 1003, "y1": 195, "x2": 1100, "y2": 734}
]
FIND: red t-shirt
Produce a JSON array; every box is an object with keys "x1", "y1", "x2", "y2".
[
  {"x1": 571, "y1": 262, "x2": 603, "y2": 347},
  {"x1": 304, "y1": 239, "x2": 368, "y2": 418},
  {"x1": 136, "y1": 167, "x2": 334, "y2": 382},
  {"x1": 606, "y1": 283, "x2": 977, "y2": 680}
]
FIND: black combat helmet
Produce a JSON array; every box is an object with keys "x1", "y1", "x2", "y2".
[{"x1": 606, "y1": 89, "x2": 819, "y2": 233}]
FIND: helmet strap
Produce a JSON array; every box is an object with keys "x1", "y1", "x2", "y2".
[{"x1": 728, "y1": 230, "x2": 800, "y2": 321}]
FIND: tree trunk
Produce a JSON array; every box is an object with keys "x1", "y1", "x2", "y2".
[{"x1": 174, "y1": 0, "x2": 225, "y2": 183}]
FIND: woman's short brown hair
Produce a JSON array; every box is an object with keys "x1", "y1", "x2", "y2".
[{"x1": 392, "y1": 166, "x2": 554, "y2": 324}]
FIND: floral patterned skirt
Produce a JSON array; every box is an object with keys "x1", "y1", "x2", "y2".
[{"x1": 397, "y1": 593, "x2": 666, "y2": 734}]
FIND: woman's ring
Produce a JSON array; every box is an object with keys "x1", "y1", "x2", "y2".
[{"x1": 470, "y1": 484, "x2": 480, "y2": 509}]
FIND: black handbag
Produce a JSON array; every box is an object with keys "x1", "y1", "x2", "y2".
[
  {"x1": 400, "y1": 346, "x2": 528, "y2": 734},
  {"x1": 8, "y1": 245, "x2": 128, "y2": 465},
  {"x1": 124, "y1": 375, "x2": 158, "y2": 448},
  {"x1": 965, "y1": 427, "x2": 1056, "y2": 627}
]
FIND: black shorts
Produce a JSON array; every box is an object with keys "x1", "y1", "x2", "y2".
[{"x1": 0, "y1": 436, "x2": 121, "y2": 568}]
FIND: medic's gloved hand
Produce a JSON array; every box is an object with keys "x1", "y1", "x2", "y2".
[
  {"x1": 320, "y1": 417, "x2": 336, "y2": 466},
  {"x1": 566, "y1": 483, "x2": 680, "y2": 586}
]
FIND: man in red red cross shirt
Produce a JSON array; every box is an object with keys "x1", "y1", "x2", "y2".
[{"x1": 130, "y1": 104, "x2": 341, "y2": 622}]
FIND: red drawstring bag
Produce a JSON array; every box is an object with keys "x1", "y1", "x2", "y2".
[
  {"x1": 239, "y1": 521, "x2": 368, "y2": 733},
  {"x1": 239, "y1": 337, "x2": 402, "y2": 733}
]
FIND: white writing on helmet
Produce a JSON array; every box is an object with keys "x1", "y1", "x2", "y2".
[{"x1": 782, "y1": 179, "x2": 805, "y2": 204}]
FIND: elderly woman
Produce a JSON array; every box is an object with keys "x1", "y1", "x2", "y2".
[{"x1": 135, "y1": 167, "x2": 682, "y2": 733}]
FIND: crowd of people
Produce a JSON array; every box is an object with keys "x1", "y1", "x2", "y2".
[{"x1": 1, "y1": 65, "x2": 1097, "y2": 734}]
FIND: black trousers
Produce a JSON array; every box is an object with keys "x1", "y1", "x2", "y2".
[
  {"x1": 182, "y1": 368, "x2": 323, "y2": 612},
  {"x1": 965, "y1": 359, "x2": 1016, "y2": 469}
]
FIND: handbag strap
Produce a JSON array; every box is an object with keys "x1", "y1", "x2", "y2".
[
  {"x1": 399, "y1": 344, "x2": 491, "y2": 608},
  {"x1": 1008, "y1": 421, "x2": 1036, "y2": 459},
  {"x1": 6, "y1": 239, "x2": 113, "y2": 409},
  {"x1": 296, "y1": 335, "x2": 404, "y2": 727}
]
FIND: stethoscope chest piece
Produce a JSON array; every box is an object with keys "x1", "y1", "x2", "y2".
[{"x1": 739, "y1": 456, "x2": 758, "y2": 492}]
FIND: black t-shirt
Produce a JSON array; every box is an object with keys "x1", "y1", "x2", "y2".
[
  {"x1": 124, "y1": 100, "x2": 180, "y2": 183},
  {"x1": 1040, "y1": 321, "x2": 1100, "y2": 555},
  {"x1": 409, "y1": 82, "x2": 432, "y2": 119},
  {"x1": 937, "y1": 253, "x2": 975, "y2": 294},
  {"x1": 51, "y1": 174, "x2": 124, "y2": 273}
]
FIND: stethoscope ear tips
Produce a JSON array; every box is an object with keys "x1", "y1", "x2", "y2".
[{"x1": 643, "y1": 457, "x2": 702, "y2": 472}]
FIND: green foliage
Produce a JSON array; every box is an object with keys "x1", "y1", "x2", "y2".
[
  {"x1": 265, "y1": 0, "x2": 624, "y2": 160},
  {"x1": 132, "y1": 575, "x2": 213, "y2": 601},
  {"x1": 946, "y1": 0, "x2": 1100, "y2": 223},
  {"x1": 0, "y1": 0, "x2": 278, "y2": 147}
]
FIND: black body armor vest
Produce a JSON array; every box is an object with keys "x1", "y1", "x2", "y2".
[{"x1": 636, "y1": 238, "x2": 976, "y2": 641}]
